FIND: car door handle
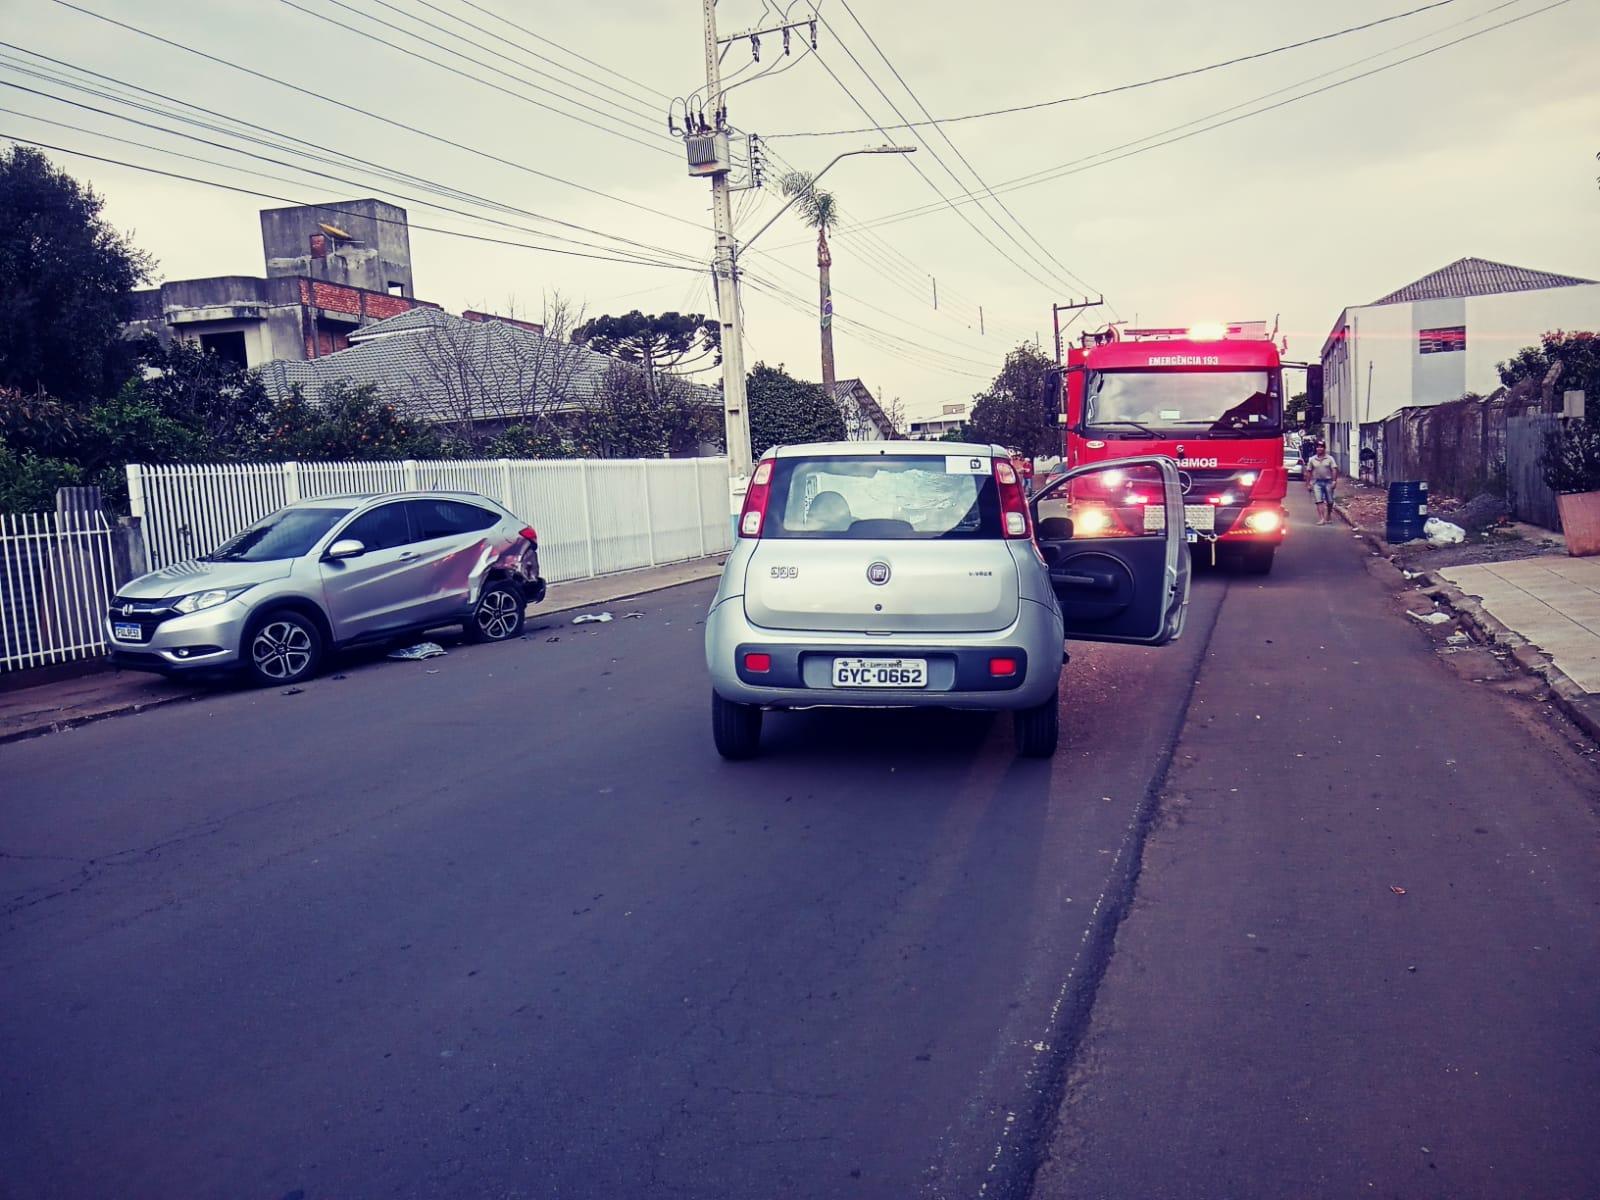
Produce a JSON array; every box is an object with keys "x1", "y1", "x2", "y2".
[
  {"x1": 1054, "y1": 570, "x2": 1117, "y2": 591},
  {"x1": 397, "y1": 551, "x2": 419, "y2": 562}
]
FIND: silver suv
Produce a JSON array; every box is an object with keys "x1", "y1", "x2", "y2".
[
  {"x1": 107, "y1": 491, "x2": 545, "y2": 686},
  {"x1": 704, "y1": 442, "x2": 1190, "y2": 759}
]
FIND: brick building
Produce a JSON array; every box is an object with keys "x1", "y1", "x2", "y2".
[{"x1": 126, "y1": 199, "x2": 437, "y2": 368}]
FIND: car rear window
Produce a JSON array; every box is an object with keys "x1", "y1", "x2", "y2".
[
  {"x1": 409, "y1": 499, "x2": 499, "y2": 540},
  {"x1": 763, "y1": 454, "x2": 1000, "y2": 539}
]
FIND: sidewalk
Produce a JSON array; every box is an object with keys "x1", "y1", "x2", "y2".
[
  {"x1": 0, "y1": 555, "x2": 724, "y2": 745},
  {"x1": 1439, "y1": 557, "x2": 1600, "y2": 692}
]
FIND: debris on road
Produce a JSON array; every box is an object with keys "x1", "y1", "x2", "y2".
[
  {"x1": 1409, "y1": 610, "x2": 1452, "y2": 625},
  {"x1": 282, "y1": 687, "x2": 304, "y2": 696},
  {"x1": 1390, "y1": 885, "x2": 1407, "y2": 896},
  {"x1": 573, "y1": 612, "x2": 614, "y2": 624},
  {"x1": 1446, "y1": 631, "x2": 1471, "y2": 646},
  {"x1": 624, "y1": 611, "x2": 645, "y2": 619},
  {"x1": 1424, "y1": 517, "x2": 1466, "y2": 545},
  {"x1": 388, "y1": 642, "x2": 447, "y2": 660}
]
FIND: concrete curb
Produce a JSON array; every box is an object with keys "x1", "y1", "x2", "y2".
[
  {"x1": 1333, "y1": 500, "x2": 1599, "y2": 744},
  {"x1": 0, "y1": 559, "x2": 725, "y2": 748},
  {"x1": 0, "y1": 692, "x2": 205, "y2": 748}
]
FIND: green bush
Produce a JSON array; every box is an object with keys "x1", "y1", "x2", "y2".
[
  {"x1": 1540, "y1": 419, "x2": 1600, "y2": 494},
  {"x1": 0, "y1": 446, "x2": 83, "y2": 512}
]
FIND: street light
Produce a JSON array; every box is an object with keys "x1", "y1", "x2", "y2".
[{"x1": 738, "y1": 145, "x2": 916, "y2": 257}]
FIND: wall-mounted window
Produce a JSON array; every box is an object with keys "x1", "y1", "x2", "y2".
[
  {"x1": 387, "y1": 281, "x2": 406, "y2": 296},
  {"x1": 1419, "y1": 326, "x2": 1466, "y2": 354},
  {"x1": 198, "y1": 331, "x2": 248, "y2": 368}
]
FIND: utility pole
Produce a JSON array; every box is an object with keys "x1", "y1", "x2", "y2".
[
  {"x1": 701, "y1": 0, "x2": 752, "y2": 492},
  {"x1": 1050, "y1": 295, "x2": 1105, "y2": 364}
]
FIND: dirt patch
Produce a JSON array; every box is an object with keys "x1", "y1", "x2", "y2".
[{"x1": 1333, "y1": 481, "x2": 1566, "y2": 571}]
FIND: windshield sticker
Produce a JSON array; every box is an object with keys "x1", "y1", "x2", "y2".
[
  {"x1": 1159, "y1": 409, "x2": 1182, "y2": 420},
  {"x1": 944, "y1": 455, "x2": 990, "y2": 475}
]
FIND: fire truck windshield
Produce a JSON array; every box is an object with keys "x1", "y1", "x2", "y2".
[{"x1": 1085, "y1": 369, "x2": 1280, "y2": 436}]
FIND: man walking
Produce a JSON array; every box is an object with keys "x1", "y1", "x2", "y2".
[{"x1": 1305, "y1": 441, "x2": 1339, "y2": 525}]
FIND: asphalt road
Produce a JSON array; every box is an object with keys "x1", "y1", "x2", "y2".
[{"x1": 3, "y1": 495, "x2": 1597, "y2": 1200}]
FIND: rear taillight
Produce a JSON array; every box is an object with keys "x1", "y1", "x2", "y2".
[
  {"x1": 519, "y1": 526, "x2": 538, "y2": 542},
  {"x1": 739, "y1": 459, "x2": 774, "y2": 538},
  {"x1": 994, "y1": 460, "x2": 1031, "y2": 538}
]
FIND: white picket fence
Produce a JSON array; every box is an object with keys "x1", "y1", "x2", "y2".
[
  {"x1": 0, "y1": 510, "x2": 119, "y2": 672},
  {"x1": 128, "y1": 457, "x2": 734, "y2": 581}
]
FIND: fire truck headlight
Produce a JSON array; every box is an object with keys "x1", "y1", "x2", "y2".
[
  {"x1": 1238, "y1": 472, "x2": 1258, "y2": 487},
  {"x1": 1245, "y1": 509, "x2": 1282, "y2": 533},
  {"x1": 1076, "y1": 507, "x2": 1113, "y2": 536},
  {"x1": 1101, "y1": 469, "x2": 1125, "y2": 487}
]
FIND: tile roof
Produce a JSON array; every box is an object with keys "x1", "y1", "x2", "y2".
[
  {"x1": 1373, "y1": 257, "x2": 1596, "y2": 305},
  {"x1": 261, "y1": 309, "x2": 718, "y2": 423}
]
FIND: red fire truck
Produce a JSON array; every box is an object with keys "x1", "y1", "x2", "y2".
[{"x1": 1059, "y1": 321, "x2": 1290, "y2": 574}]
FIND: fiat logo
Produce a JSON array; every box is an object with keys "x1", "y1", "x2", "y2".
[{"x1": 866, "y1": 562, "x2": 891, "y2": 585}]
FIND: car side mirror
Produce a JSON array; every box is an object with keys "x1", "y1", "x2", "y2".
[{"x1": 325, "y1": 538, "x2": 365, "y2": 560}]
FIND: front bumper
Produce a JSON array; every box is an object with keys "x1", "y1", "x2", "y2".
[
  {"x1": 705, "y1": 596, "x2": 1064, "y2": 710},
  {"x1": 105, "y1": 599, "x2": 250, "y2": 673}
]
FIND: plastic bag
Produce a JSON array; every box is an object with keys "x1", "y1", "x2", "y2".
[{"x1": 1424, "y1": 517, "x2": 1465, "y2": 545}]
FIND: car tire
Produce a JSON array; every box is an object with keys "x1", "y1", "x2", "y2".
[
  {"x1": 712, "y1": 691, "x2": 763, "y2": 760},
  {"x1": 465, "y1": 579, "x2": 525, "y2": 643},
  {"x1": 243, "y1": 609, "x2": 323, "y2": 687},
  {"x1": 1014, "y1": 689, "x2": 1060, "y2": 758}
]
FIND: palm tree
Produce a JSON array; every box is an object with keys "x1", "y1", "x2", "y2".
[{"x1": 780, "y1": 170, "x2": 840, "y2": 400}]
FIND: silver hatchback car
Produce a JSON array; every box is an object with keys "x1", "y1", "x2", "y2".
[
  {"x1": 705, "y1": 442, "x2": 1191, "y2": 758},
  {"x1": 107, "y1": 491, "x2": 545, "y2": 686}
]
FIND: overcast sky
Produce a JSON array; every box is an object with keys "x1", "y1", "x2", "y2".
[{"x1": 5, "y1": 0, "x2": 1597, "y2": 418}]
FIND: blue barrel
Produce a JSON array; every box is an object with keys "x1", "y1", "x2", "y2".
[{"x1": 1386, "y1": 481, "x2": 1429, "y2": 543}]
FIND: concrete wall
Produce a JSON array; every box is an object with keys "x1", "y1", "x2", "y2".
[
  {"x1": 1465, "y1": 284, "x2": 1600, "y2": 392},
  {"x1": 1322, "y1": 284, "x2": 1600, "y2": 471},
  {"x1": 260, "y1": 200, "x2": 414, "y2": 297}
]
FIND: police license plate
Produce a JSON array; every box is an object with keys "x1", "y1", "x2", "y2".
[
  {"x1": 1144, "y1": 504, "x2": 1215, "y2": 532},
  {"x1": 113, "y1": 622, "x2": 144, "y2": 641},
  {"x1": 832, "y1": 657, "x2": 928, "y2": 688}
]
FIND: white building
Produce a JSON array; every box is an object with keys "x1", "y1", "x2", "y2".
[
  {"x1": 1321, "y1": 257, "x2": 1600, "y2": 470},
  {"x1": 908, "y1": 402, "x2": 969, "y2": 441}
]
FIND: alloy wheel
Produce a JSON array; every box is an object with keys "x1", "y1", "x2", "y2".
[
  {"x1": 251, "y1": 620, "x2": 313, "y2": 680},
  {"x1": 475, "y1": 588, "x2": 521, "y2": 640}
]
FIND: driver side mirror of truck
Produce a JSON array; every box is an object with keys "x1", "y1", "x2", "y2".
[{"x1": 1304, "y1": 364, "x2": 1325, "y2": 426}]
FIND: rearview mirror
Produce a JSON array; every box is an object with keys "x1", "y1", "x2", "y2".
[{"x1": 325, "y1": 538, "x2": 365, "y2": 560}]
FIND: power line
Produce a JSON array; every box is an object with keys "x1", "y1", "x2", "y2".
[
  {"x1": 278, "y1": 0, "x2": 677, "y2": 158},
  {"x1": 804, "y1": 31, "x2": 1063, "y2": 295},
  {"x1": 769, "y1": 0, "x2": 1458, "y2": 136},
  {"x1": 0, "y1": 133, "x2": 702, "y2": 270},
  {"x1": 40, "y1": 5, "x2": 711, "y2": 230},
  {"x1": 740, "y1": 272, "x2": 992, "y2": 379},
  {"x1": 833, "y1": 0, "x2": 1101, "y2": 300},
  {"x1": 451, "y1": 0, "x2": 674, "y2": 104},
  {"x1": 0, "y1": 93, "x2": 704, "y2": 269},
  {"x1": 401, "y1": 0, "x2": 668, "y2": 116},
  {"x1": 850, "y1": 0, "x2": 1567, "y2": 232},
  {"x1": 0, "y1": 69, "x2": 708, "y2": 269},
  {"x1": 758, "y1": 141, "x2": 1036, "y2": 343}
]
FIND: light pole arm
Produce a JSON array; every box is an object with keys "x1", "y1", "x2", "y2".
[{"x1": 736, "y1": 145, "x2": 914, "y2": 259}]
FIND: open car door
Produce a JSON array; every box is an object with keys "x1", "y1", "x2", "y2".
[{"x1": 1031, "y1": 456, "x2": 1191, "y2": 645}]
